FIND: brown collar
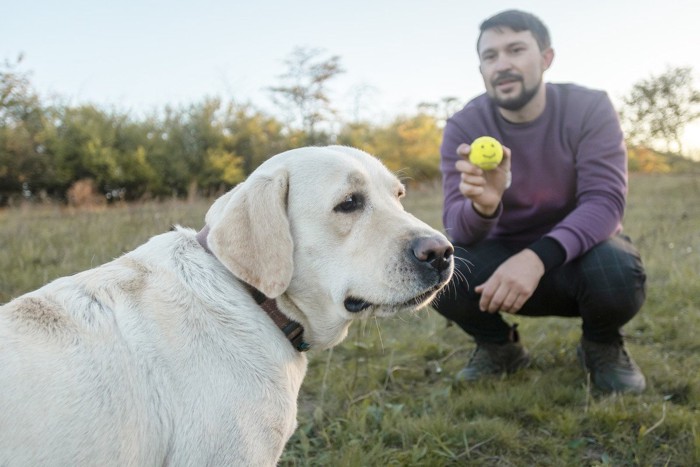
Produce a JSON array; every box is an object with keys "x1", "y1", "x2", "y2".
[{"x1": 195, "y1": 226, "x2": 309, "y2": 352}]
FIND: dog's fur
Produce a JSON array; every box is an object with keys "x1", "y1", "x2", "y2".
[{"x1": 0, "y1": 146, "x2": 453, "y2": 465}]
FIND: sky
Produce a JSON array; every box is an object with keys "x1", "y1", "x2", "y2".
[{"x1": 4, "y1": 0, "x2": 700, "y2": 151}]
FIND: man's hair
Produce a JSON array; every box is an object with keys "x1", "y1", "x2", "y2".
[{"x1": 477, "y1": 10, "x2": 551, "y2": 52}]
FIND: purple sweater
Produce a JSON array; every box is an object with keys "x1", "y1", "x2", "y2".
[{"x1": 440, "y1": 83, "x2": 627, "y2": 264}]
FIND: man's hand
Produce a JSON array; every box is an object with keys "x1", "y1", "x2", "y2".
[
  {"x1": 455, "y1": 142, "x2": 511, "y2": 216},
  {"x1": 475, "y1": 249, "x2": 544, "y2": 314}
]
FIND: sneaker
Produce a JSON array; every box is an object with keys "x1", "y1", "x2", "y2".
[
  {"x1": 455, "y1": 327, "x2": 530, "y2": 382},
  {"x1": 576, "y1": 337, "x2": 646, "y2": 394}
]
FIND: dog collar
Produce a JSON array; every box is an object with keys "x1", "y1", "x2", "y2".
[
  {"x1": 247, "y1": 287, "x2": 310, "y2": 352},
  {"x1": 196, "y1": 226, "x2": 309, "y2": 352}
]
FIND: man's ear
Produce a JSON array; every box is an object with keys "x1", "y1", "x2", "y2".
[
  {"x1": 205, "y1": 169, "x2": 293, "y2": 298},
  {"x1": 542, "y1": 47, "x2": 555, "y2": 71}
]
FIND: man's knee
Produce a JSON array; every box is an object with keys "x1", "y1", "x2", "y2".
[{"x1": 578, "y1": 236, "x2": 646, "y2": 319}]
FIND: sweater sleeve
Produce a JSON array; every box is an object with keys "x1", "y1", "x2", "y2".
[
  {"x1": 440, "y1": 117, "x2": 501, "y2": 244},
  {"x1": 545, "y1": 91, "x2": 627, "y2": 262}
]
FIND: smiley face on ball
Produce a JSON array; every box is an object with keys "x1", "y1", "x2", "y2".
[{"x1": 469, "y1": 136, "x2": 503, "y2": 170}]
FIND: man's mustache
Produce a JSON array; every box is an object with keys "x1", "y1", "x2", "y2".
[{"x1": 492, "y1": 72, "x2": 523, "y2": 87}]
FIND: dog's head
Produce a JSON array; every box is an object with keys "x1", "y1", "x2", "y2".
[{"x1": 204, "y1": 146, "x2": 454, "y2": 349}]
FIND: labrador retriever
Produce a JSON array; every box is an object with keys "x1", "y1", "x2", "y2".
[{"x1": 0, "y1": 145, "x2": 453, "y2": 466}]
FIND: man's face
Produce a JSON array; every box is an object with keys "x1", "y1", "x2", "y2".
[{"x1": 478, "y1": 27, "x2": 552, "y2": 111}]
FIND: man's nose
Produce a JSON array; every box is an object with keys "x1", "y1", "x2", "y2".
[{"x1": 493, "y1": 55, "x2": 513, "y2": 72}]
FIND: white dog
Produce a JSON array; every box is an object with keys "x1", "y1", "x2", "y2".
[{"x1": 0, "y1": 146, "x2": 453, "y2": 466}]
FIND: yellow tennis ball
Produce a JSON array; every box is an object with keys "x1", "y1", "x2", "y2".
[{"x1": 469, "y1": 136, "x2": 503, "y2": 170}]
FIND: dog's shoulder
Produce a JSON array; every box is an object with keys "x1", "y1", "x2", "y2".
[
  {"x1": 0, "y1": 226, "x2": 306, "y2": 465},
  {"x1": 0, "y1": 229, "x2": 198, "y2": 340}
]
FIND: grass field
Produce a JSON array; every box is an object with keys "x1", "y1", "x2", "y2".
[{"x1": 1, "y1": 173, "x2": 698, "y2": 466}]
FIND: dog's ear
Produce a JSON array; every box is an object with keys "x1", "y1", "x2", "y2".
[{"x1": 206, "y1": 168, "x2": 293, "y2": 298}]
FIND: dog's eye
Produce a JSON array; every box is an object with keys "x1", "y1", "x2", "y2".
[{"x1": 334, "y1": 193, "x2": 364, "y2": 213}]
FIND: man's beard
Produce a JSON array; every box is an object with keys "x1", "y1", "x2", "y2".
[{"x1": 489, "y1": 73, "x2": 541, "y2": 111}]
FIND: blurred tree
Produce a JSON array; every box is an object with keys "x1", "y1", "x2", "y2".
[
  {"x1": 337, "y1": 120, "x2": 378, "y2": 155},
  {"x1": 379, "y1": 113, "x2": 442, "y2": 180},
  {"x1": 184, "y1": 98, "x2": 225, "y2": 199},
  {"x1": 627, "y1": 146, "x2": 671, "y2": 173},
  {"x1": 110, "y1": 117, "x2": 158, "y2": 199},
  {"x1": 49, "y1": 105, "x2": 161, "y2": 201},
  {"x1": 1, "y1": 55, "x2": 32, "y2": 126},
  {"x1": 145, "y1": 106, "x2": 190, "y2": 197},
  {"x1": 50, "y1": 106, "x2": 115, "y2": 191},
  {"x1": 339, "y1": 113, "x2": 442, "y2": 181},
  {"x1": 347, "y1": 84, "x2": 379, "y2": 124},
  {"x1": 146, "y1": 98, "x2": 259, "y2": 199},
  {"x1": 268, "y1": 47, "x2": 344, "y2": 145},
  {"x1": 0, "y1": 55, "x2": 56, "y2": 204},
  {"x1": 620, "y1": 66, "x2": 700, "y2": 154},
  {"x1": 201, "y1": 147, "x2": 243, "y2": 191},
  {"x1": 152, "y1": 100, "x2": 210, "y2": 198},
  {"x1": 221, "y1": 102, "x2": 287, "y2": 175},
  {"x1": 417, "y1": 96, "x2": 462, "y2": 127}
]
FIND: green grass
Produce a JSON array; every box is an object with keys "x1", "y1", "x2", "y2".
[{"x1": 1, "y1": 174, "x2": 699, "y2": 466}]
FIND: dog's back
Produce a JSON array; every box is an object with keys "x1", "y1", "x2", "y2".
[{"x1": 0, "y1": 229, "x2": 305, "y2": 466}]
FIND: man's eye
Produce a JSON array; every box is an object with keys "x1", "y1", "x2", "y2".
[{"x1": 334, "y1": 194, "x2": 364, "y2": 213}]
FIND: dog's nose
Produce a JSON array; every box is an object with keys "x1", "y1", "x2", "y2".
[{"x1": 411, "y1": 235, "x2": 454, "y2": 272}]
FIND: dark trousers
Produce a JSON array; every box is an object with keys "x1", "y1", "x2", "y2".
[{"x1": 433, "y1": 235, "x2": 646, "y2": 344}]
